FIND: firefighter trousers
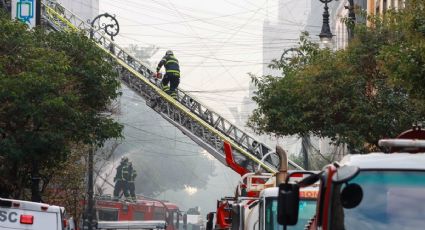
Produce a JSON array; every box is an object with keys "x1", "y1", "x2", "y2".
[
  {"x1": 161, "y1": 73, "x2": 180, "y2": 99},
  {"x1": 113, "y1": 180, "x2": 129, "y2": 199},
  {"x1": 128, "y1": 182, "x2": 136, "y2": 199}
]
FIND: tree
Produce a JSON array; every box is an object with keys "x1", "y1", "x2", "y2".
[
  {"x1": 248, "y1": 3, "x2": 425, "y2": 153},
  {"x1": 378, "y1": 0, "x2": 425, "y2": 110},
  {"x1": 0, "y1": 12, "x2": 123, "y2": 200},
  {"x1": 42, "y1": 145, "x2": 88, "y2": 224}
]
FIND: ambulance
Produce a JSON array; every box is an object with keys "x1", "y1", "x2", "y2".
[{"x1": 0, "y1": 197, "x2": 68, "y2": 230}]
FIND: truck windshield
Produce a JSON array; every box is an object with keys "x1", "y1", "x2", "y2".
[
  {"x1": 265, "y1": 199, "x2": 316, "y2": 230},
  {"x1": 331, "y1": 170, "x2": 425, "y2": 230}
]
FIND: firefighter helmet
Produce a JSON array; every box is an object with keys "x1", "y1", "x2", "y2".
[{"x1": 166, "y1": 50, "x2": 173, "y2": 56}]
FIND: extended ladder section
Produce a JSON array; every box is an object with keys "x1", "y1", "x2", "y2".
[{"x1": 41, "y1": 0, "x2": 303, "y2": 173}]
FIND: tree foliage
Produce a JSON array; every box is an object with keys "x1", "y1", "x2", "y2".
[
  {"x1": 0, "y1": 13, "x2": 123, "y2": 198},
  {"x1": 249, "y1": 2, "x2": 425, "y2": 153}
]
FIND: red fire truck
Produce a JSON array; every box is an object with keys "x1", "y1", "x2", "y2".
[
  {"x1": 278, "y1": 126, "x2": 425, "y2": 230},
  {"x1": 205, "y1": 142, "x2": 317, "y2": 230},
  {"x1": 93, "y1": 195, "x2": 180, "y2": 230}
]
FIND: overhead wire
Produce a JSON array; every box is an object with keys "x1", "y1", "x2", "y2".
[
  {"x1": 90, "y1": 0, "x2": 323, "y2": 73},
  {"x1": 159, "y1": 0, "x2": 250, "y2": 91},
  {"x1": 98, "y1": 0, "x2": 315, "y2": 42},
  {"x1": 78, "y1": 0, "x2": 323, "y2": 37}
]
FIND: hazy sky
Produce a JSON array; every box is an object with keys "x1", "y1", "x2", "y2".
[
  {"x1": 75, "y1": 0, "x2": 334, "y2": 215},
  {"x1": 96, "y1": 0, "x2": 316, "y2": 120},
  {"x1": 92, "y1": 0, "x2": 319, "y2": 213}
]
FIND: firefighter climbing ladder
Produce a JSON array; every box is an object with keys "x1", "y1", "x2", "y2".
[{"x1": 41, "y1": 0, "x2": 303, "y2": 173}]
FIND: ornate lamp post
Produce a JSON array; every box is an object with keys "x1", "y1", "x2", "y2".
[
  {"x1": 319, "y1": 0, "x2": 334, "y2": 45},
  {"x1": 319, "y1": 0, "x2": 356, "y2": 45},
  {"x1": 280, "y1": 47, "x2": 304, "y2": 64},
  {"x1": 89, "y1": 13, "x2": 120, "y2": 41},
  {"x1": 85, "y1": 13, "x2": 119, "y2": 230}
]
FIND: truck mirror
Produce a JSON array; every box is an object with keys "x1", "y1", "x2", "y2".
[
  {"x1": 277, "y1": 183, "x2": 300, "y2": 226},
  {"x1": 206, "y1": 212, "x2": 214, "y2": 230},
  {"x1": 332, "y1": 165, "x2": 360, "y2": 184},
  {"x1": 298, "y1": 173, "x2": 320, "y2": 187},
  {"x1": 340, "y1": 183, "x2": 363, "y2": 209}
]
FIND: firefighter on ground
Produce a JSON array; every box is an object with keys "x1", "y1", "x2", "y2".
[
  {"x1": 126, "y1": 162, "x2": 137, "y2": 201},
  {"x1": 113, "y1": 157, "x2": 130, "y2": 200},
  {"x1": 156, "y1": 50, "x2": 180, "y2": 99}
]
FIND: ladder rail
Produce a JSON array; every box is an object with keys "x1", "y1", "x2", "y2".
[{"x1": 41, "y1": 0, "x2": 303, "y2": 172}]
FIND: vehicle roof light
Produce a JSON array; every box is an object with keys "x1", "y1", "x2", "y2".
[
  {"x1": 0, "y1": 200, "x2": 12, "y2": 207},
  {"x1": 41, "y1": 206, "x2": 48, "y2": 211},
  {"x1": 12, "y1": 202, "x2": 20, "y2": 208},
  {"x1": 20, "y1": 215, "x2": 34, "y2": 225},
  {"x1": 379, "y1": 139, "x2": 425, "y2": 148}
]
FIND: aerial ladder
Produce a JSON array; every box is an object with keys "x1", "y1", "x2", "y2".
[{"x1": 40, "y1": 0, "x2": 303, "y2": 174}]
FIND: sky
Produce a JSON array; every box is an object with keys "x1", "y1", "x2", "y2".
[{"x1": 97, "y1": 0, "x2": 318, "y2": 121}]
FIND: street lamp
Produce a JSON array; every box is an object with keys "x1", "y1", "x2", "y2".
[
  {"x1": 318, "y1": 0, "x2": 334, "y2": 45},
  {"x1": 85, "y1": 13, "x2": 119, "y2": 230},
  {"x1": 89, "y1": 13, "x2": 120, "y2": 41}
]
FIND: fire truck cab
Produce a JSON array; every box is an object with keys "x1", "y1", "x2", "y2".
[
  {"x1": 245, "y1": 185, "x2": 318, "y2": 230},
  {"x1": 208, "y1": 171, "x2": 318, "y2": 230},
  {"x1": 208, "y1": 143, "x2": 317, "y2": 230},
  {"x1": 278, "y1": 127, "x2": 425, "y2": 230}
]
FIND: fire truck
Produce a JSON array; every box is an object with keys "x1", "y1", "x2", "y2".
[
  {"x1": 93, "y1": 195, "x2": 180, "y2": 230},
  {"x1": 205, "y1": 142, "x2": 318, "y2": 230},
  {"x1": 278, "y1": 126, "x2": 425, "y2": 230}
]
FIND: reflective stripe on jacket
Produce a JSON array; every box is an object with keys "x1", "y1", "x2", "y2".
[
  {"x1": 121, "y1": 166, "x2": 129, "y2": 180},
  {"x1": 128, "y1": 170, "x2": 137, "y2": 183},
  {"x1": 115, "y1": 164, "x2": 129, "y2": 181}
]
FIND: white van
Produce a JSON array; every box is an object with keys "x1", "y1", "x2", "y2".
[{"x1": 0, "y1": 197, "x2": 67, "y2": 230}]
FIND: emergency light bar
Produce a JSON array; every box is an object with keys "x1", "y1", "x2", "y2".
[{"x1": 378, "y1": 139, "x2": 425, "y2": 148}]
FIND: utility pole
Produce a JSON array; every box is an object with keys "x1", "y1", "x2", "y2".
[
  {"x1": 300, "y1": 136, "x2": 310, "y2": 170},
  {"x1": 36, "y1": 0, "x2": 40, "y2": 26},
  {"x1": 87, "y1": 147, "x2": 95, "y2": 230},
  {"x1": 31, "y1": 161, "x2": 42, "y2": 202},
  {"x1": 86, "y1": 14, "x2": 119, "y2": 229}
]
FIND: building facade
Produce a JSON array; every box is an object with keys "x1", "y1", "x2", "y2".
[
  {"x1": 367, "y1": 0, "x2": 405, "y2": 15},
  {"x1": 333, "y1": 0, "x2": 405, "y2": 49},
  {"x1": 333, "y1": 0, "x2": 367, "y2": 49}
]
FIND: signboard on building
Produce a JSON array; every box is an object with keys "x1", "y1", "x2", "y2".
[{"x1": 12, "y1": 0, "x2": 37, "y2": 28}]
